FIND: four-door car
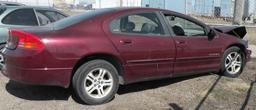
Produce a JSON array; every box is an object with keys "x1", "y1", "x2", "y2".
[{"x1": 1, "y1": 8, "x2": 251, "y2": 105}]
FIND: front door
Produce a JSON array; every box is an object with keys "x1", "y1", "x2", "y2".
[{"x1": 163, "y1": 13, "x2": 222, "y2": 74}]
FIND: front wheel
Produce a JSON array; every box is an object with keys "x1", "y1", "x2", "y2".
[
  {"x1": 72, "y1": 60, "x2": 119, "y2": 105},
  {"x1": 220, "y1": 46, "x2": 245, "y2": 78}
]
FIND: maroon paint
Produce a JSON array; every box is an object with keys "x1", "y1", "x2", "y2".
[{"x1": 1, "y1": 8, "x2": 251, "y2": 88}]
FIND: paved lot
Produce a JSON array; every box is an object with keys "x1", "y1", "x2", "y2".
[{"x1": 0, "y1": 59, "x2": 255, "y2": 110}]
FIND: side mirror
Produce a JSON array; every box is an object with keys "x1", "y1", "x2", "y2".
[{"x1": 207, "y1": 29, "x2": 216, "y2": 40}]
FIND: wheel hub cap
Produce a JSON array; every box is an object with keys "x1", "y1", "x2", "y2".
[
  {"x1": 225, "y1": 52, "x2": 242, "y2": 75},
  {"x1": 84, "y1": 68, "x2": 113, "y2": 99}
]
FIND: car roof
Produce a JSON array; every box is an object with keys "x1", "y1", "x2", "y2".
[
  {"x1": 100, "y1": 7, "x2": 182, "y2": 16},
  {"x1": 112, "y1": 7, "x2": 166, "y2": 12}
]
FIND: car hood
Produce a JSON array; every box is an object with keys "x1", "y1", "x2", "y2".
[{"x1": 212, "y1": 25, "x2": 247, "y2": 39}]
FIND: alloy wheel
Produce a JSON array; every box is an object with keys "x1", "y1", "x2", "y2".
[
  {"x1": 225, "y1": 52, "x2": 242, "y2": 74},
  {"x1": 84, "y1": 68, "x2": 113, "y2": 99}
]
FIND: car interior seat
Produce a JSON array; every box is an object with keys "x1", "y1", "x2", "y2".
[
  {"x1": 124, "y1": 22, "x2": 135, "y2": 33},
  {"x1": 141, "y1": 23, "x2": 156, "y2": 34},
  {"x1": 172, "y1": 25, "x2": 185, "y2": 36}
]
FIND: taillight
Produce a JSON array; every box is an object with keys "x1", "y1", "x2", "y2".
[{"x1": 7, "y1": 29, "x2": 44, "y2": 50}]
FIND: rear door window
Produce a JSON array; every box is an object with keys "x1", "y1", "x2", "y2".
[
  {"x1": 110, "y1": 12, "x2": 165, "y2": 35},
  {"x1": 2, "y1": 8, "x2": 38, "y2": 26}
]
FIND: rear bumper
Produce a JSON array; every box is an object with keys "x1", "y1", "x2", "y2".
[
  {"x1": 1, "y1": 64, "x2": 72, "y2": 88},
  {"x1": 1, "y1": 47, "x2": 75, "y2": 88}
]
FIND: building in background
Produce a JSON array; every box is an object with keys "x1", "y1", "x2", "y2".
[
  {"x1": 194, "y1": 0, "x2": 214, "y2": 16},
  {"x1": 93, "y1": 0, "x2": 120, "y2": 8},
  {"x1": 122, "y1": 0, "x2": 141, "y2": 7},
  {"x1": 141, "y1": 0, "x2": 165, "y2": 9},
  {"x1": 141, "y1": 0, "x2": 188, "y2": 14},
  {"x1": 194, "y1": 0, "x2": 234, "y2": 17},
  {"x1": 2, "y1": 0, "x2": 255, "y2": 19},
  {"x1": 92, "y1": 0, "x2": 141, "y2": 8},
  {"x1": 246, "y1": 0, "x2": 256, "y2": 18},
  {"x1": 220, "y1": 0, "x2": 234, "y2": 17}
]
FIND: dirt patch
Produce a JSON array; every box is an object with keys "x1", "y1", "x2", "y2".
[{"x1": 246, "y1": 27, "x2": 256, "y2": 45}]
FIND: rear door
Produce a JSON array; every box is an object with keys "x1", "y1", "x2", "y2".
[
  {"x1": 162, "y1": 12, "x2": 222, "y2": 74},
  {"x1": 106, "y1": 12, "x2": 176, "y2": 82}
]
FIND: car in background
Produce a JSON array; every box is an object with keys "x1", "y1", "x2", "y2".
[
  {"x1": 1, "y1": 8, "x2": 251, "y2": 105},
  {"x1": 0, "y1": 1, "x2": 25, "y2": 6},
  {"x1": 0, "y1": 6, "x2": 68, "y2": 46},
  {"x1": 0, "y1": 6, "x2": 68, "y2": 28}
]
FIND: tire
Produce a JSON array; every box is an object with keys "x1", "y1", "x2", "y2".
[
  {"x1": 220, "y1": 46, "x2": 245, "y2": 78},
  {"x1": 72, "y1": 60, "x2": 119, "y2": 105}
]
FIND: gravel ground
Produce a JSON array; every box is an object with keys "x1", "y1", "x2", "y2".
[
  {"x1": 249, "y1": 45, "x2": 256, "y2": 58},
  {"x1": 0, "y1": 59, "x2": 255, "y2": 110}
]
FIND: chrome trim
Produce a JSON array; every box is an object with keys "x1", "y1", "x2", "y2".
[{"x1": 127, "y1": 58, "x2": 174, "y2": 64}]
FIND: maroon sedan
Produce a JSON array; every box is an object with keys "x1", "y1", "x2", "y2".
[{"x1": 1, "y1": 8, "x2": 251, "y2": 104}]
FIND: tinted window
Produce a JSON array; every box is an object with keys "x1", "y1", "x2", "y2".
[
  {"x1": 53, "y1": 8, "x2": 115, "y2": 30},
  {"x1": 2, "y1": 9, "x2": 38, "y2": 26},
  {"x1": 110, "y1": 12, "x2": 164, "y2": 35},
  {"x1": 165, "y1": 15, "x2": 206, "y2": 36},
  {"x1": 36, "y1": 10, "x2": 66, "y2": 23}
]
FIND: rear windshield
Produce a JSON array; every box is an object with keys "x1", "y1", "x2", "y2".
[{"x1": 53, "y1": 8, "x2": 116, "y2": 30}]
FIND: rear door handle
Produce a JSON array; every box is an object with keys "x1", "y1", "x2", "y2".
[
  {"x1": 176, "y1": 40, "x2": 186, "y2": 48},
  {"x1": 120, "y1": 39, "x2": 132, "y2": 44},
  {"x1": 176, "y1": 40, "x2": 185, "y2": 44}
]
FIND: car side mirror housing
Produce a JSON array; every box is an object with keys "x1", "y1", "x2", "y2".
[{"x1": 207, "y1": 29, "x2": 216, "y2": 40}]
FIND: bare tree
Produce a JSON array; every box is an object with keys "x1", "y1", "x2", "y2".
[{"x1": 233, "y1": 0, "x2": 245, "y2": 25}]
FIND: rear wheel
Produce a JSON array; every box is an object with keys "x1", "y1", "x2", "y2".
[
  {"x1": 220, "y1": 46, "x2": 245, "y2": 78},
  {"x1": 72, "y1": 60, "x2": 119, "y2": 105}
]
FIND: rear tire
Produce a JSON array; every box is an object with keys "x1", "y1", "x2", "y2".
[
  {"x1": 220, "y1": 46, "x2": 245, "y2": 78},
  {"x1": 72, "y1": 60, "x2": 119, "y2": 105}
]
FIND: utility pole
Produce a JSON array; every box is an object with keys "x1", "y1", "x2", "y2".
[{"x1": 233, "y1": 0, "x2": 245, "y2": 25}]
